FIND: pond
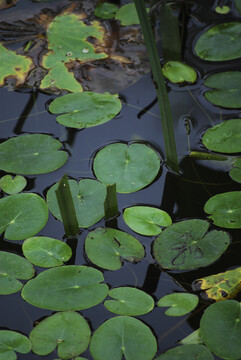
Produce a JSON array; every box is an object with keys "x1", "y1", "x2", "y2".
[{"x1": 0, "y1": 0, "x2": 241, "y2": 359}]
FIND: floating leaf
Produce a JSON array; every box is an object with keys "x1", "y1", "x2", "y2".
[
  {"x1": 22, "y1": 237, "x2": 72, "y2": 268},
  {"x1": 94, "y1": 2, "x2": 118, "y2": 19},
  {"x1": 235, "y1": 0, "x2": 241, "y2": 14},
  {"x1": 0, "y1": 175, "x2": 26, "y2": 194},
  {"x1": 85, "y1": 227, "x2": 145, "y2": 270},
  {"x1": 153, "y1": 219, "x2": 230, "y2": 270},
  {"x1": 193, "y1": 267, "x2": 241, "y2": 301},
  {"x1": 123, "y1": 206, "x2": 172, "y2": 236},
  {"x1": 215, "y1": 6, "x2": 230, "y2": 14},
  {"x1": 49, "y1": 92, "x2": 121, "y2": 129},
  {"x1": 47, "y1": 179, "x2": 106, "y2": 228},
  {"x1": 93, "y1": 143, "x2": 161, "y2": 193},
  {"x1": 200, "y1": 300, "x2": 241, "y2": 359},
  {"x1": 0, "y1": 330, "x2": 31, "y2": 360},
  {"x1": 0, "y1": 251, "x2": 34, "y2": 295},
  {"x1": 202, "y1": 119, "x2": 241, "y2": 153},
  {"x1": 204, "y1": 191, "x2": 241, "y2": 228},
  {"x1": 21, "y1": 265, "x2": 108, "y2": 311},
  {"x1": 30, "y1": 312, "x2": 91, "y2": 358},
  {"x1": 195, "y1": 22, "x2": 241, "y2": 61},
  {"x1": 180, "y1": 330, "x2": 203, "y2": 346},
  {"x1": 155, "y1": 345, "x2": 213, "y2": 360},
  {"x1": 162, "y1": 61, "x2": 197, "y2": 84},
  {"x1": 0, "y1": 134, "x2": 67, "y2": 175},
  {"x1": 157, "y1": 293, "x2": 199, "y2": 316},
  {"x1": 0, "y1": 193, "x2": 48, "y2": 240},
  {"x1": 115, "y1": 3, "x2": 149, "y2": 26},
  {"x1": 90, "y1": 316, "x2": 157, "y2": 360},
  {"x1": 204, "y1": 71, "x2": 241, "y2": 108},
  {"x1": 229, "y1": 158, "x2": 241, "y2": 183},
  {"x1": 104, "y1": 287, "x2": 154, "y2": 315}
]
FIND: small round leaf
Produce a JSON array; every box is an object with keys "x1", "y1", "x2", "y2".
[
  {"x1": 155, "y1": 344, "x2": 213, "y2": 360},
  {"x1": 230, "y1": 158, "x2": 241, "y2": 183},
  {"x1": 0, "y1": 330, "x2": 31, "y2": 360},
  {"x1": 94, "y1": 3, "x2": 118, "y2": 19},
  {"x1": 157, "y1": 293, "x2": 199, "y2": 316},
  {"x1": 115, "y1": 3, "x2": 140, "y2": 25},
  {"x1": 162, "y1": 61, "x2": 197, "y2": 84},
  {"x1": 0, "y1": 175, "x2": 26, "y2": 194}
]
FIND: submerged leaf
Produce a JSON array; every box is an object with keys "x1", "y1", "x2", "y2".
[
  {"x1": 155, "y1": 344, "x2": 213, "y2": 360},
  {"x1": 0, "y1": 330, "x2": 31, "y2": 360},
  {"x1": 162, "y1": 61, "x2": 197, "y2": 84},
  {"x1": 0, "y1": 175, "x2": 26, "y2": 194},
  {"x1": 157, "y1": 293, "x2": 199, "y2": 316}
]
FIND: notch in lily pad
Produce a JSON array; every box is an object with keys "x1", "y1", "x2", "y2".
[
  {"x1": 0, "y1": 175, "x2": 27, "y2": 194},
  {"x1": 157, "y1": 293, "x2": 199, "y2": 316},
  {"x1": 0, "y1": 330, "x2": 31, "y2": 359},
  {"x1": 162, "y1": 61, "x2": 197, "y2": 84}
]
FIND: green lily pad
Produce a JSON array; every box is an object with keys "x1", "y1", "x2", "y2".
[
  {"x1": 0, "y1": 251, "x2": 34, "y2": 295},
  {"x1": 0, "y1": 193, "x2": 48, "y2": 240},
  {"x1": 180, "y1": 330, "x2": 203, "y2": 346},
  {"x1": 47, "y1": 179, "x2": 106, "y2": 228},
  {"x1": 21, "y1": 265, "x2": 108, "y2": 311},
  {"x1": 123, "y1": 206, "x2": 172, "y2": 236},
  {"x1": 30, "y1": 312, "x2": 91, "y2": 358},
  {"x1": 157, "y1": 293, "x2": 199, "y2": 316},
  {"x1": 215, "y1": 6, "x2": 230, "y2": 14},
  {"x1": 0, "y1": 330, "x2": 31, "y2": 360},
  {"x1": 104, "y1": 287, "x2": 154, "y2": 315},
  {"x1": 162, "y1": 61, "x2": 197, "y2": 84},
  {"x1": 94, "y1": 2, "x2": 118, "y2": 19},
  {"x1": 115, "y1": 3, "x2": 149, "y2": 26},
  {"x1": 202, "y1": 119, "x2": 241, "y2": 153},
  {"x1": 49, "y1": 92, "x2": 121, "y2": 129},
  {"x1": 90, "y1": 316, "x2": 157, "y2": 360},
  {"x1": 22, "y1": 237, "x2": 72, "y2": 267},
  {"x1": 155, "y1": 345, "x2": 213, "y2": 360},
  {"x1": 0, "y1": 175, "x2": 27, "y2": 194},
  {"x1": 204, "y1": 191, "x2": 241, "y2": 228},
  {"x1": 93, "y1": 143, "x2": 161, "y2": 193},
  {"x1": 153, "y1": 219, "x2": 230, "y2": 270},
  {"x1": 195, "y1": 22, "x2": 241, "y2": 61},
  {"x1": 85, "y1": 227, "x2": 145, "y2": 270},
  {"x1": 0, "y1": 134, "x2": 67, "y2": 175},
  {"x1": 200, "y1": 300, "x2": 241, "y2": 359},
  {"x1": 229, "y1": 158, "x2": 241, "y2": 183},
  {"x1": 204, "y1": 71, "x2": 241, "y2": 108}
]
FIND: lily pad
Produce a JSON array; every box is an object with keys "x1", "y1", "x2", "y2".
[
  {"x1": 30, "y1": 312, "x2": 91, "y2": 358},
  {"x1": 0, "y1": 330, "x2": 31, "y2": 360},
  {"x1": 0, "y1": 193, "x2": 48, "y2": 240},
  {"x1": 0, "y1": 134, "x2": 67, "y2": 175},
  {"x1": 115, "y1": 3, "x2": 140, "y2": 25},
  {"x1": 22, "y1": 237, "x2": 72, "y2": 267},
  {"x1": 90, "y1": 316, "x2": 157, "y2": 360},
  {"x1": 155, "y1": 345, "x2": 213, "y2": 360},
  {"x1": 85, "y1": 227, "x2": 145, "y2": 270},
  {"x1": 49, "y1": 92, "x2": 121, "y2": 129},
  {"x1": 162, "y1": 61, "x2": 197, "y2": 84},
  {"x1": 200, "y1": 300, "x2": 241, "y2": 359},
  {"x1": 0, "y1": 175, "x2": 27, "y2": 194},
  {"x1": 229, "y1": 158, "x2": 241, "y2": 183},
  {"x1": 47, "y1": 179, "x2": 106, "y2": 228},
  {"x1": 93, "y1": 143, "x2": 161, "y2": 193},
  {"x1": 215, "y1": 6, "x2": 230, "y2": 14},
  {"x1": 195, "y1": 22, "x2": 241, "y2": 61},
  {"x1": 235, "y1": 0, "x2": 241, "y2": 14},
  {"x1": 0, "y1": 251, "x2": 34, "y2": 295},
  {"x1": 202, "y1": 119, "x2": 241, "y2": 153},
  {"x1": 123, "y1": 206, "x2": 172, "y2": 236},
  {"x1": 153, "y1": 219, "x2": 230, "y2": 270},
  {"x1": 21, "y1": 265, "x2": 108, "y2": 310},
  {"x1": 157, "y1": 293, "x2": 199, "y2": 316},
  {"x1": 204, "y1": 191, "x2": 241, "y2": 228},
  {"x1": 180, "y1": 330, "x2": 203, "y2": 346},
  {"x1": 94, "y1": 2, "x2": 118, "y2": 19},
  {"x1": 204, "y1": 71, "x2": 241, "y2": 108},
  {"x1": 104, "y1": 287, "x2": 154, "y2": 315}
]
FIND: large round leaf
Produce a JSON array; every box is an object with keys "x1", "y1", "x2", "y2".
[
  {"x1": 22, "y1": 237, "x2": 72, "y2": 267},
  {"x1": 93, "y1": 143, "x2": 161, "y2": 193},
  {"x1": 202, "y1": 119, "x2": 241, "y2": 153},
  {"x1": 90, "y1": 316, "x2": 157, "y2": 360},
  {"x1": 0, "y1": 330, "x2": 31, "y2": 360},
  {"x1": 204, "y1": 71, "x2": 241, "y2": 108},
  {"x1": 85, "y1": 227, "x2": 145, "y2": 270},
  {"x1": 49, "y1": 92, "x2": 121, "y2": 129},
  {"x1": 153, "y1": 219, "x2": 230, "y2": 270},
  {"x1": 30, "y1": 312, "x2": 91, "y2": 359},
  {"x1": 123, "y1": 206, "x2": 172, "y2": 236},
  {"x1": 155, "y1": 345, "x2": 213, "y2": 360},
  {"x1": 104, "y1": 287, "x2": 154, "y2": 315},
  {"x1": 0, "y1": 251, "x2": 34, "y2": 295},
  {"x1": 21, "y1": 265, "x2": 108, "y2": 310},
  {"x1": 0, "y1": 134, "x2": 67, "y2": 175},
  {"x1": 204, "y1": 191, "x2": 241, "y2": 228},
  {"x1": 0, "y1": 193, "x2": 48, "y2": 240},
  {"x1": 157, "y1": 293, "x2": 199, "y2": 316},
  {"x1": 47, "y1": 179, "x2": 106, "y2": 228},
  {"x1": 230, "y1": 158, "x2": 241, "y2": 183},
  {"x1": 195, "y1": 22, "x2": 241, "y2": 61},
  {"x1": 0, "y1": 175, "x2": 26, "y2": 194},
  {"x1": 200, "y1": 300, "x2": 241, "y2": 359}
]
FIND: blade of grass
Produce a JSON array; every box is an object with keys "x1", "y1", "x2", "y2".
[
  {"x1": 104, "y1": 183, "x2": 119, "y2": 221},
  {"x1": 134, "y1": 0, "x2": 179, "y2": 172}
]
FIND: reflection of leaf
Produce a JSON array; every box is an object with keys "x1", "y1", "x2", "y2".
[
  {"x1": 193, "y1": 267, "x2": 241, "y2": 301},
  {"x1": 157, "y1": 293, "x2": 199, "y2": 316},
  {"x1": 155, "y1": 344, "x2": 213, "y2": 360},
  {"x1": 0, "y1": 330, "x2": 31, "y2": 359}
]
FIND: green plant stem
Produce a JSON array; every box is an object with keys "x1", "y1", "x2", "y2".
[
  {"x1": 190, "y1": 151, "x2": 228, "y2": 161},
  {"x1": 134, "y1": 0, "x2": 179, "y2": 172},
  {"x1": 104, "y1": 183, "x2": 119, "y2": 221}
]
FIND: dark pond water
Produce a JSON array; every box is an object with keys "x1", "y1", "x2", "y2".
[{"x1": 0, "y1": 0, "x2": 241, "y2": 359}]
